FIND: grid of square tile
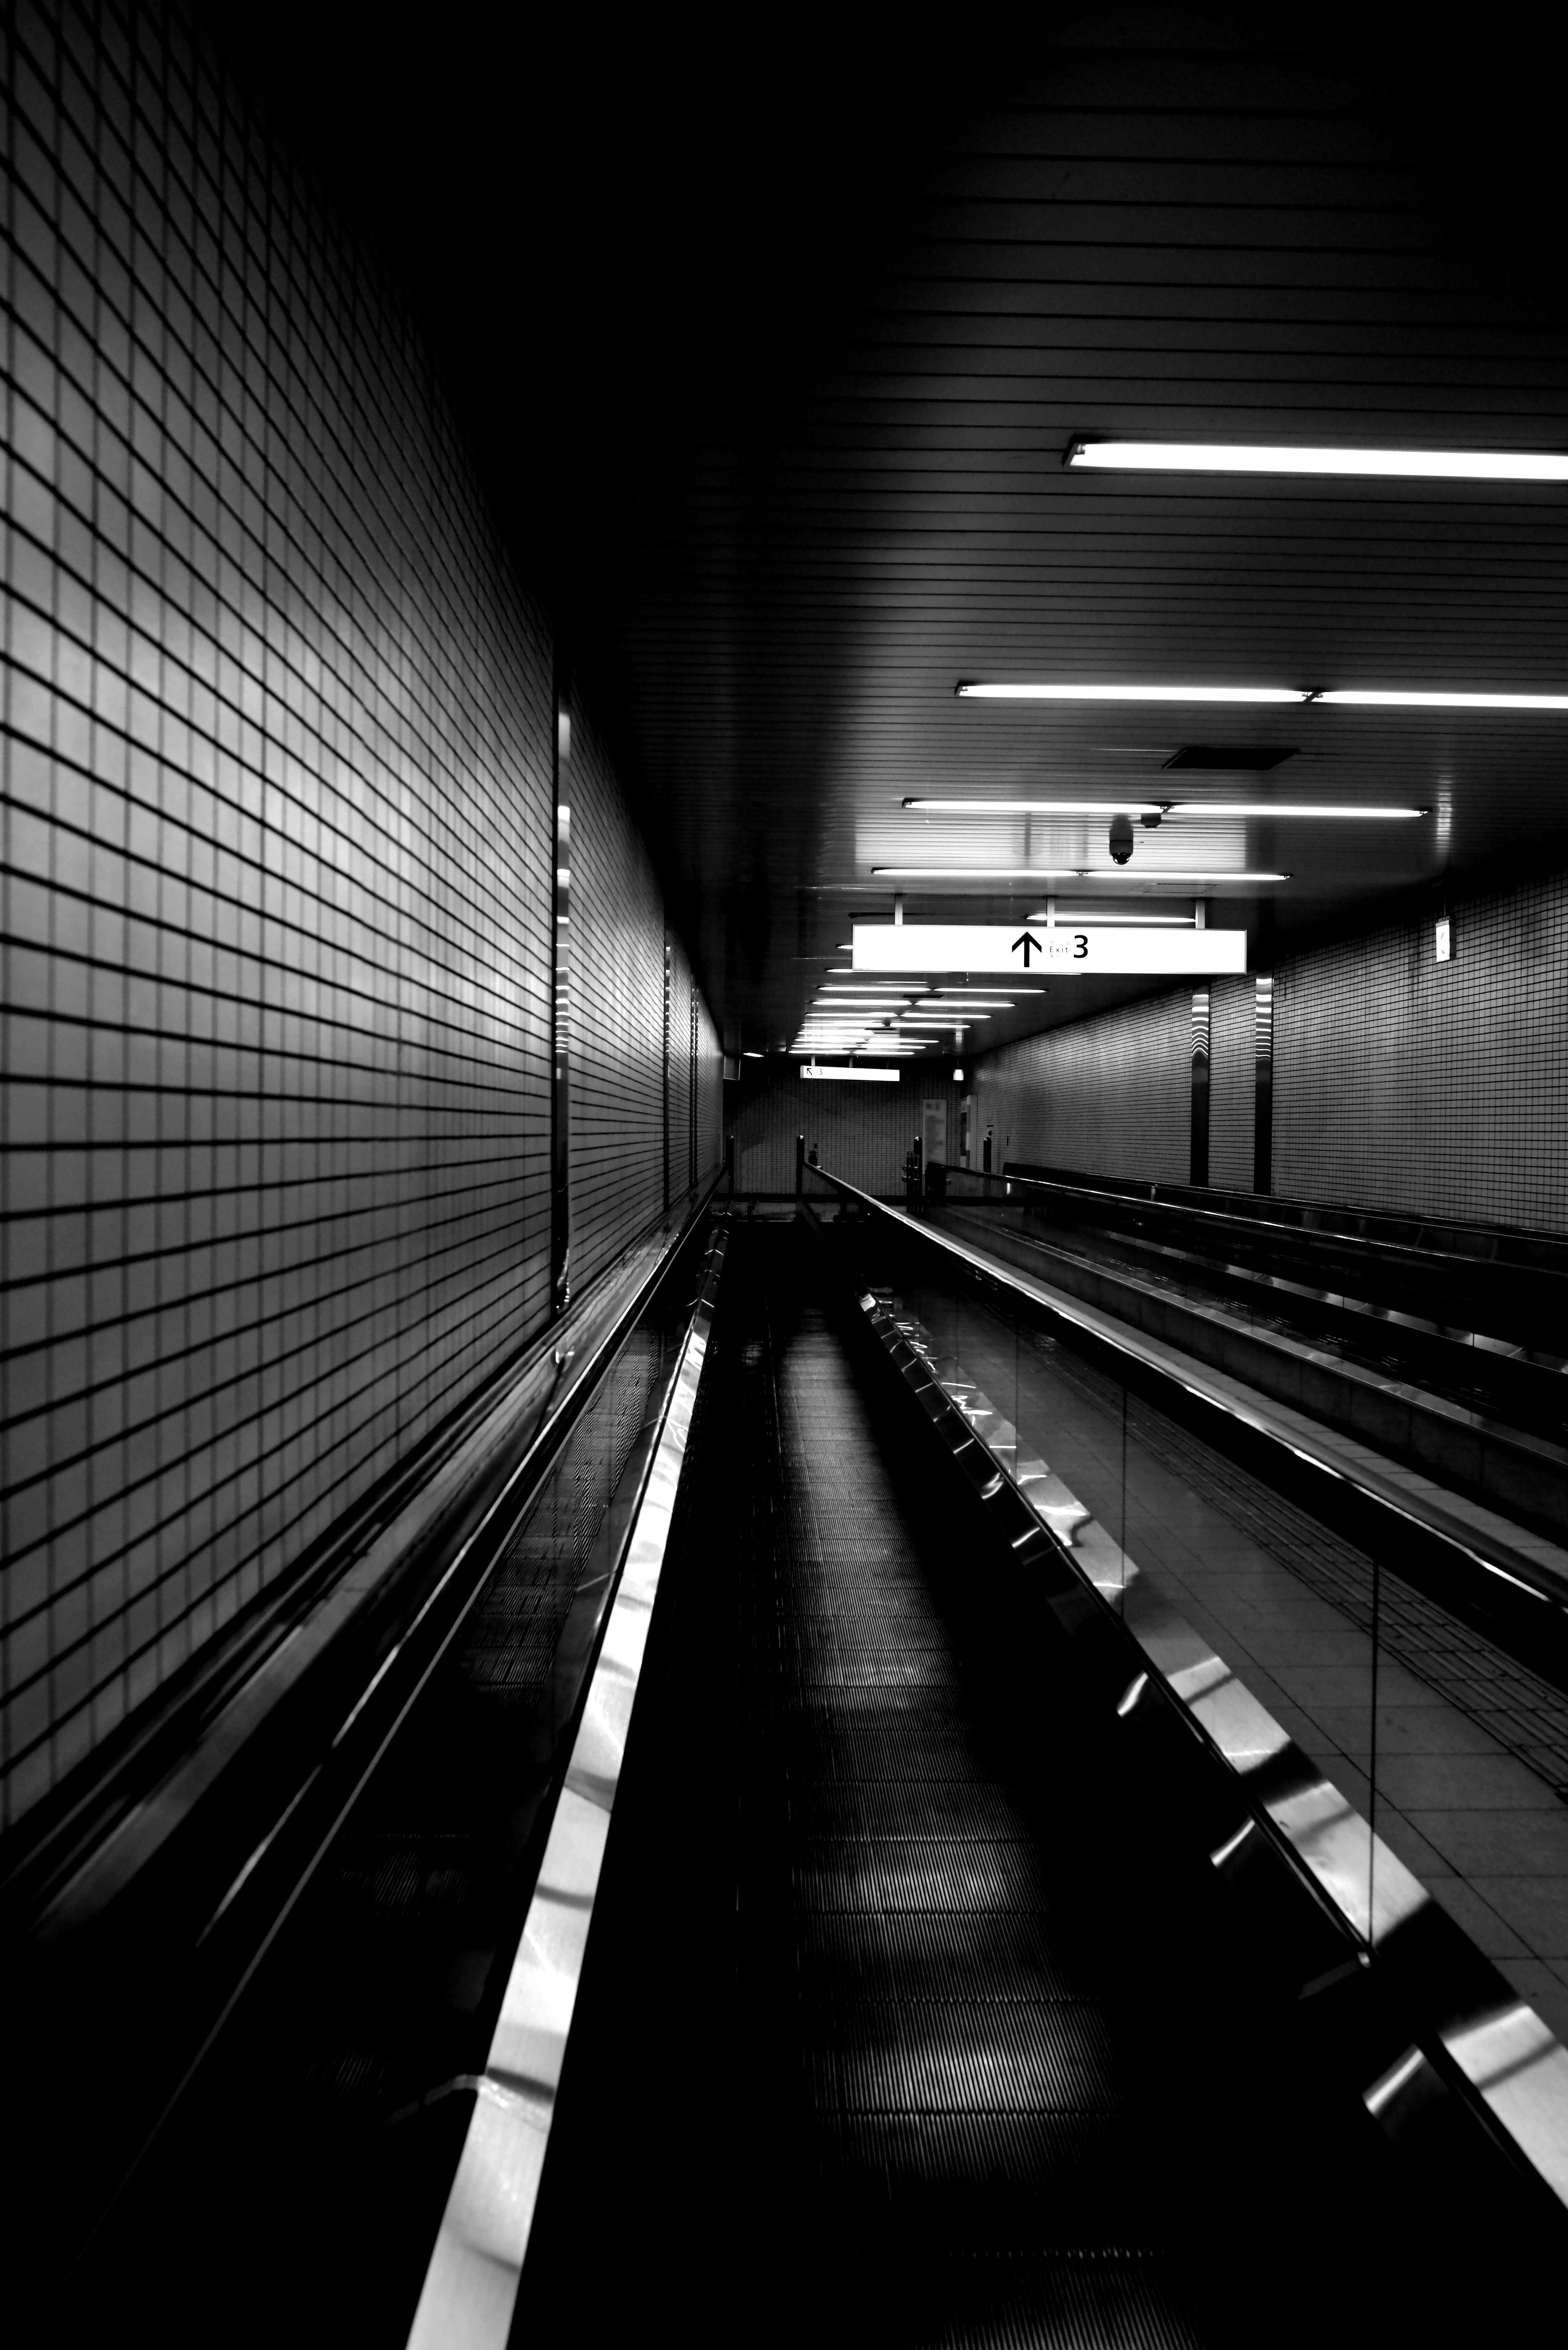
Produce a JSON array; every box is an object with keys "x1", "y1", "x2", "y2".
[
  {"x1": 971, "y1": 988, "x2": 1190, "y2": 1185},
  {"x1": 734, "y1": 1061, "x2": 962, "y2": 1195},
  {"x1": 665, "y1": 928, "x2": 694, "y2": 1201},
  {"x1": 695, "y1": 972, "x2": 722, "y2": 1178},
  {"x1": 1274, "y1": 875, "x2": 1568, "y2": 1232},
  {"x1": 0, "y1": 0, "x2": 564, "y2": 1828},
  {"x1": 1207, "y1": 973, "x2": 1255, "y2": 1192},
  {"x1": 967, "y1": 870, "x2": 1568, "y2": 1234},
  {"x1": 565, "y1": 707, "x2": 667, "y2": 1293}
]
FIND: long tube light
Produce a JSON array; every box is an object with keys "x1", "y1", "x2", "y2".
[
  {"x1": 956, "y1": 681, "x2": 1568, "y2": 710},
  {"x1": 1167, "y1": 801, "x2": 1426, "y2": 817},
  {"x1": 904, "y1": 796, "x2": 1169, "y2": 814},
  {"x1": 1078, "y1": 869, "x2": 1290, "y2": 882},
  {"x1": 826, "y1": 973, "x2": 1047, "y2": 989},
  {"x1": 956, "y1": 683, "x2": 1304, "y2": 703},
  {"x1": 871, "y1": 866, "x2": 1083, "y2": 879},
  {"x1": 1318, "y1": 689, "x2": 1568, "y2": 711},
  {"x1": 1065, "y1": 439, "x2": 1568, "y2": 483},
  {"x1": 871, "y1": 866, "x2": 1290, "y2": 882},
  {"x1": 905, "y1": 796, "x2": 1425, "y2": 818}
]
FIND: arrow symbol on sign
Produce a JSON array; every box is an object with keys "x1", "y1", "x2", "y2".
[{"x1": 1011, "y1": 931, "x2": 1042, "y2": 966}]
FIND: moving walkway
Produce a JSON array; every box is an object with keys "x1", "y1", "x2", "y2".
[{"x1": 9, "y1": 1182, "x2": 1568, "y2": 2346}]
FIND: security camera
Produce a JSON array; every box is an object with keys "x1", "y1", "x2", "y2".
[{"x1": 1109, "y1": 814, "x2": 1134, "y2": 865}]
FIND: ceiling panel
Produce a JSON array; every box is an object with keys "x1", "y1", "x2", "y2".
[{"x1": 227, "y1": 5, "x2": 1568, "y2": 1059}]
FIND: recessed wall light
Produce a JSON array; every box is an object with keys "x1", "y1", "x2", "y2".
[{"x1": 1064, "y1": 439, "x2": 1568, "y2": 482}]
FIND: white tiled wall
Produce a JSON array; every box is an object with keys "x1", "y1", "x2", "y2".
[
  {"x1": 0, "y1": 0, "x2": 718, "y2": 1830},
  {"x1": 970, "y1": 878, "x2": 1568, "y2": 1235}
]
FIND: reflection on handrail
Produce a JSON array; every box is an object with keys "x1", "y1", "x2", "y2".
[
  {"x1": 812, "y1": 1169, "x2": 1568, "y2": 1616},
  {"x1": 406, "y1": 1226, "x2": 729, "y2": 2350},
  {"x1": 828, "y1": 1173, "x2": 1568, "y2": 2216}
]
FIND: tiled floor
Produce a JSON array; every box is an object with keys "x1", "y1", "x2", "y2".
[{"x1": 908, "y1": 1281, "x2": 1568, "y2": 2045}]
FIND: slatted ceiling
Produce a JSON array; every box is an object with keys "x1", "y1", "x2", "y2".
[{"x1": 361, "y1": 25, "x2": 1564, "y2": 1057}]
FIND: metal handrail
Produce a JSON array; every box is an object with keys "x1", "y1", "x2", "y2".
[
  {"x1": 984, "y1": 1159, "x2": 1568, "y2": 1282},
  {"x1": 807, "y1": 1164, "x2": 1568, "y2": 1617},
  {"x1": 807, "y1": 1160, "x2": 1568, "y2": 2219}
]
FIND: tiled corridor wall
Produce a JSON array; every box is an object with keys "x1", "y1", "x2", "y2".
[
  {"x1": 969, "y1": 875, "x2": 1568, "y2": 1233},
  {"x1": 565, "y1": 705, "x2": 723, "y2": 1295},
  {"x1": 1272, "y1": 878, "x2": 1568, "y2": 1228},
  {"x1": 0, "y1": 1, "x2": 717, "y2": 1830},
  {"x1": 971, "y1": 990, "x2": 1190, "y2": 1186},
  {"x1": 566, "y1": 706, "x2": 662, "y2": 1295},
  {"x1": 734, "y1": 1060, "x2": 964, "y2": 1197},
  {"x1": 1207, "y1": 973, "x2": 1255, "y2": 1193}
]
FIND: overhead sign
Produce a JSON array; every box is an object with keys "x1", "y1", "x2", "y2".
[
  {"x1": 800, "y1": 1062, "x2": 901, "y2": 1082},
  {"x1": 852, "y1": 923, "x2": 1247, "y2": 975}
]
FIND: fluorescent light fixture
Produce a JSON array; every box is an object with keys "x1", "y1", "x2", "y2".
[
  {"x1": 907, "y1": 796, "x2": 1425, "y2": 819},
  {"x1": 896, "y1": 1016, "x2": 981, "y2": 1027},
  {"x1": 918, "y1": 999, "x2": 1014, "y2": 1010},
  {"x1": 872, "y1": 867, "x2": 1083, "y2": 879},
  {"x1": 1077, "y1": 869, "x2": 1289, "y2": 882},
  {"x1": 956, "y1": 683, "x2": 1305, "y2": 704},
  {"x1": 1316, "y1": 690, "x2": 1568, "y2": 711},
  {"x1": 955, "y1": 681, "x2": 1568, "y2": 712},
  {"x1": 1032, "y1": 910, "x2": 1192, "y2": 923},
  {"x1": 903, "y1": 796, "x2": 1168, "y2": 814},
  {"x1": 742, "y1": 1049, "x2": 763, "y2": 1058},
  {"x1": 876, "y1": 867, "x2": 1287, "y2": 883},
  {"x1": 1065, "y1": 439, "x2": 1568, "y2": 483},
  {"x1": 1168, "y1": 802, "x2": 1426, "y2": 817}
]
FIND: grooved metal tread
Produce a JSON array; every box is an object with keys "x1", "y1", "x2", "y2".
[{"x1": 732, "y1": 1282, "x2": 1204, "y2": 2344}]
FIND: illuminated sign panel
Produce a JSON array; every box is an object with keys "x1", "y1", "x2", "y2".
[{"x1": 852, "y1": 924, "x2": 1247, "y2": 976}]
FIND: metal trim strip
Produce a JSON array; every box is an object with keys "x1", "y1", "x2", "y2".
[
  {"x1": 832, "y1": 1214, "x2": 1568, "y2": 2214},
  {"x1": 405, "y1": 1228, "x2": 728, "y2": 2350},
  {"x1": 15, "y1": 1174, "x2": 726, "y2": 1945},
  {"x1": 813, "y1": 1172, "x2": 1568, "y2": 1612}
]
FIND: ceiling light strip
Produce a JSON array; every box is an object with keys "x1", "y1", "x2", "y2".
[
  {"x1": 904, "y1": 797, "x2": 1169, "y2": 814},
  {"x1": 1065, "y1": 439, "x2": 1568, "y2": 483},
  {"x1": 1168, "y1": 802, "x2": 1426, "y2": 818},
  {"x1": 872, "y1": 867, "x2": 1290, "y2": 883},
  {"x1": 1318, "y1": 690, "x2": 1568, "y2": 711},
  {"x1": 954, "y1": 682, "x2": 1568, "y2": 710},
  {"x1": 956, "y1": 683, "x2": 1305, "y2": 703}
]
